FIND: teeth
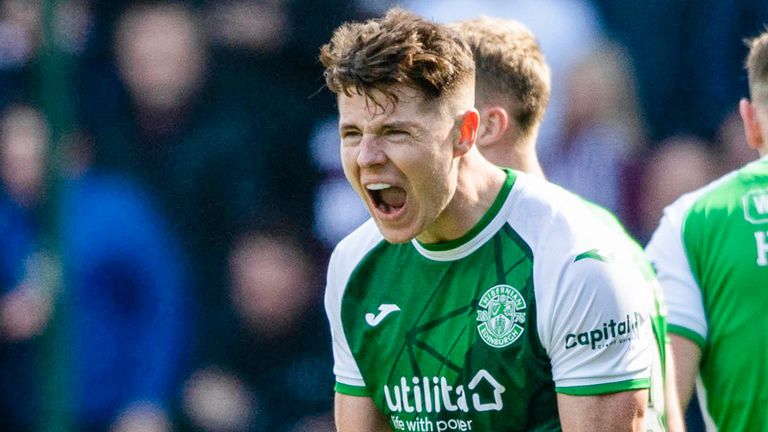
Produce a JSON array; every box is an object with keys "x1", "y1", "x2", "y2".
[{"x1": 366, "y1": 183, "x2": 391, "y2": 191}]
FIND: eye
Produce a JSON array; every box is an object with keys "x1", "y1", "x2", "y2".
[
  {"x1": 340, "y1": 130, "x2": 362, "y2": 145},
  {"x1": 385, "y1": 129, "x2": 410, "y2": 141}
]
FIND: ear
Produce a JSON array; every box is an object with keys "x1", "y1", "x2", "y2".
[
  {"x1": 740, "y1": 98, "x2": 764, "y2": 151},
  {"x1": 476, "y1": 106, "x2": 510, "y2": 148},
  {"x1": 454, "y1": 109, "x2": 479, "y2": 157}
]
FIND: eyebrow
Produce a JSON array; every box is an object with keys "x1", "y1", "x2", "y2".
[
  {"x1": 384, "y1": 121, "x2": 422, "y2": 131},
  {"x1": 339, "y1": 120, "x2": 423, "y2": 132},
  {"x1": 339, "y1": 122, "x2": 359, "y2": 131}
]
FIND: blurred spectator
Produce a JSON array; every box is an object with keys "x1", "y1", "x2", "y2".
[
  {"x1": 205, "y1": 0, "x2": 290, "y2": 53},
  {"x1": 0, "y1": 104, "x2": 52, "y2": 432},
  {"x1": 635, "y1": 136, "x2": 721, "y2": 242},
  {"x1": 79, "y1": 1, "x2": 269, "y2": 365},
  {"x1": 115, "y1": 3, "x2": 205, "y2": 119},
  {"x1": 181, "y1": 228, "x2": 334, "y2": 432},
  {"x1": 0, "y1": 103, "x2": 190, "y2": 432},
  {"x1": 0, "y1": 0, "x2": 42, "y2": 108},
  {"x1": 0, "y1": 103, "x2": 46, "y2": 207},
  {"x1": 542, "y1": 42, "x2": 643, "y2": 216},
  {"x1": 0, "y1": 0, "x2": 92, "y2": 110},
  {"x1": 199, "y1": 0, "x2": 354, "y2": 229}
]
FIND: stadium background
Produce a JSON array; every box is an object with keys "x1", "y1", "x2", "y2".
[{"x1": 0, "y1": 0, "x2": 765, "y2": 430}]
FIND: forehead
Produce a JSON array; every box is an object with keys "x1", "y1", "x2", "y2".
[{"x1": 337, "y1": 86, "x2": 445, "y2": 127}]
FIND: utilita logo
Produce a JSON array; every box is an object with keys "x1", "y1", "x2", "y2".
[
  {"x1": 565, "y1": 312, "x2": 642, "y2": 350},
  {"x1": 384, "y1": 370, "x2": 505, "y2": 414}
]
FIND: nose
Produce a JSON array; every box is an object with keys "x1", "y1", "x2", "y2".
[{"x1": 357, "y1": 135, "x2": 387, "y2": 168}]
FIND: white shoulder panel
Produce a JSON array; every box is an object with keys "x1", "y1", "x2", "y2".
[
  {"x1": 324, "y1": 218, "x2": 384, "y2": 387},
  {"x1": 645, "y1": 169, "x2": 740, "y2": 344},
  {"x1": 507, "y1": 175, "x2": 655, "y2": 389}
]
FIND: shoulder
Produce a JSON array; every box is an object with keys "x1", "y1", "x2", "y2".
[
  {"x1": 664, "y1": 167, "x2": 745, "y2": 229},
  {"x1": 326, "y1": 219, "x2": 385, "y2": 300},
  {"x1": 506, "y1": 174, "x2": 626, "y2": 262},
  {"x1": 646, "y1": 167, "x2": 743, "y2": 262},
  {"x1": 324, "y1": 219, "x2": 385, "y2": 391},
  {"x1": 506, "y1": 175, "x2": 651, "y2": 337},
  {"x1": 329, "y1": 219, "x2": 385, "y2": 272}
]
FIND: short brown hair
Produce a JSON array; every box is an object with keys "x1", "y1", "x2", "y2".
[
  {"x1": 320, "y1": 8, "x2": 474, "y2": 107},
  {"x1": 452, "y1": 17, "x2": 550, "y2": 138},
  {"x1": 746, "y1": 29, "x2": 768, "y2": 104}
]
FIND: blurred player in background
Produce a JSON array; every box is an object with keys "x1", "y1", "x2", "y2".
[
  {"x1": 322, "y1": 8, "x2": 666, "y2": 431},
  {"x1": 646, "y1": 29, "x2": 768, "y2": 430},
  {"x1": 451, "y1": 16, "x2": 684, "y2": 431},
  {"x1": 450, "y1": 17, "x2": 549, "y2": 178}
]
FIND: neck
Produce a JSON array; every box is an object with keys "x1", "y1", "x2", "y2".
[
  {"x1": 416, "y1": 150, "x2": 506, "y2": 244},
  {"x1": 486, "y1": 136, "x2": 545, "y2": 179},
  {"x1": 500, "y1": 147, "x2": 544, "y2": 178}
]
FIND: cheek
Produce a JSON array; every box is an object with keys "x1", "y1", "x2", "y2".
[
  {"x1": 414, "y1": 167, "x2": 449, "y2": 206},
  {"x1": 340, "y1": 146, "x2": 358, "y2": 174},
  {"x1": 426, "y1": 155, "x2": 458, "y2": 203},
  {"x1": 340, "y1": 147, "x2": 365, "y2": 193}
]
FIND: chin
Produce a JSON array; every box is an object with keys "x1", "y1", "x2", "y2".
[
  {"x1": 376, "y1": 224, "x2": 417, "y2": 244},
  {"x1": 382, "y1": 235, "x2": 412, "y2": 244}
]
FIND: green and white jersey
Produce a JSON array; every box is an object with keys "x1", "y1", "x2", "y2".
[
  {"x1": 645, "y1": 155, "x2": 768, "y2": 431},
  {"x1": 326, "y1": 169, "x2": 665, "y2": 431}
]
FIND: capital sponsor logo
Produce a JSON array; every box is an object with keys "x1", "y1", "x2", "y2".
[
  {"x1": 383, "y1": 369, "x2": 505, "y2": 415},
  {"x1": 564, "y1": 312, "x2": 642, "y2": 350},
  {"x1": 476, "y1": 284, "x2": 526, "y2": 348},
  {"x1": 744, "y1": 189, "x2": 768, "y2": 224}
]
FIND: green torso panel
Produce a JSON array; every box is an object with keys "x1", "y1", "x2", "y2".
[{"x1": 342, "y1": 224, "x2": 559, "y2": 431}]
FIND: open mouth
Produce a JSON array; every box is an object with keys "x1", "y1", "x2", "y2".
[{"x1": 366, "y1": 183, "x2": 406, "y2": 215}]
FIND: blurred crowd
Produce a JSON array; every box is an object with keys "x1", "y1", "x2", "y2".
[{"x1": 0, "y1": 1, "x2": 766, "y2": 431}]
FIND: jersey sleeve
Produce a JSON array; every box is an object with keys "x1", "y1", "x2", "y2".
[
  {"x1": 324, "y1": 246, "x2": 369, "y2": 396},
  {"x1": 645, "y1": 204, "x2": 707, "y2": 348},
  {"x1": 543, "y1": 255, "x2": 656, "y2": 395}
]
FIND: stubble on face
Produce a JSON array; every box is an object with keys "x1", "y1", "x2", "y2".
[{"x1": 337, "y1": 87, "x2": 460, "y2": 244}]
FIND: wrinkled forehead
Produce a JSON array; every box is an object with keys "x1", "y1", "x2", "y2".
[{"x1": 337, "y1": 85, "x2": 447, "y2": 125}]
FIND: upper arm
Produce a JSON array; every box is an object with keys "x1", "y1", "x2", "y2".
[
  {"x1": 544, "y1": 256, "x2": 655, "y2": 394},
  {"x1": 324, "y1": 247, "x2": 367, "y2": 392},
  {"x1": 539, "y1": 247, "x2": 665, "y2": 429},
  {"x1": 557, "y1": 390, "x2": 647, "y2": 432},
  {"x1": 645, "y1": 205, "x2": 705, "y2": 411},
  {"x1": 669, "y1": 333, "x2": 702, "y2": 410},
  {"x1": 645, "y1": 206, "x2": 707, "y2": 346},
  {"x1": 661, "y1": 344, "x2": 686, "y2": 432},
  {"x1": 335, "y1": 393, "x2": 391, "y2": 432}
]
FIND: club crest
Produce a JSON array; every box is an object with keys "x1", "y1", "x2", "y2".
[{"x1": 477, "y1": 284, "x2": 526, "y2": 348}]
